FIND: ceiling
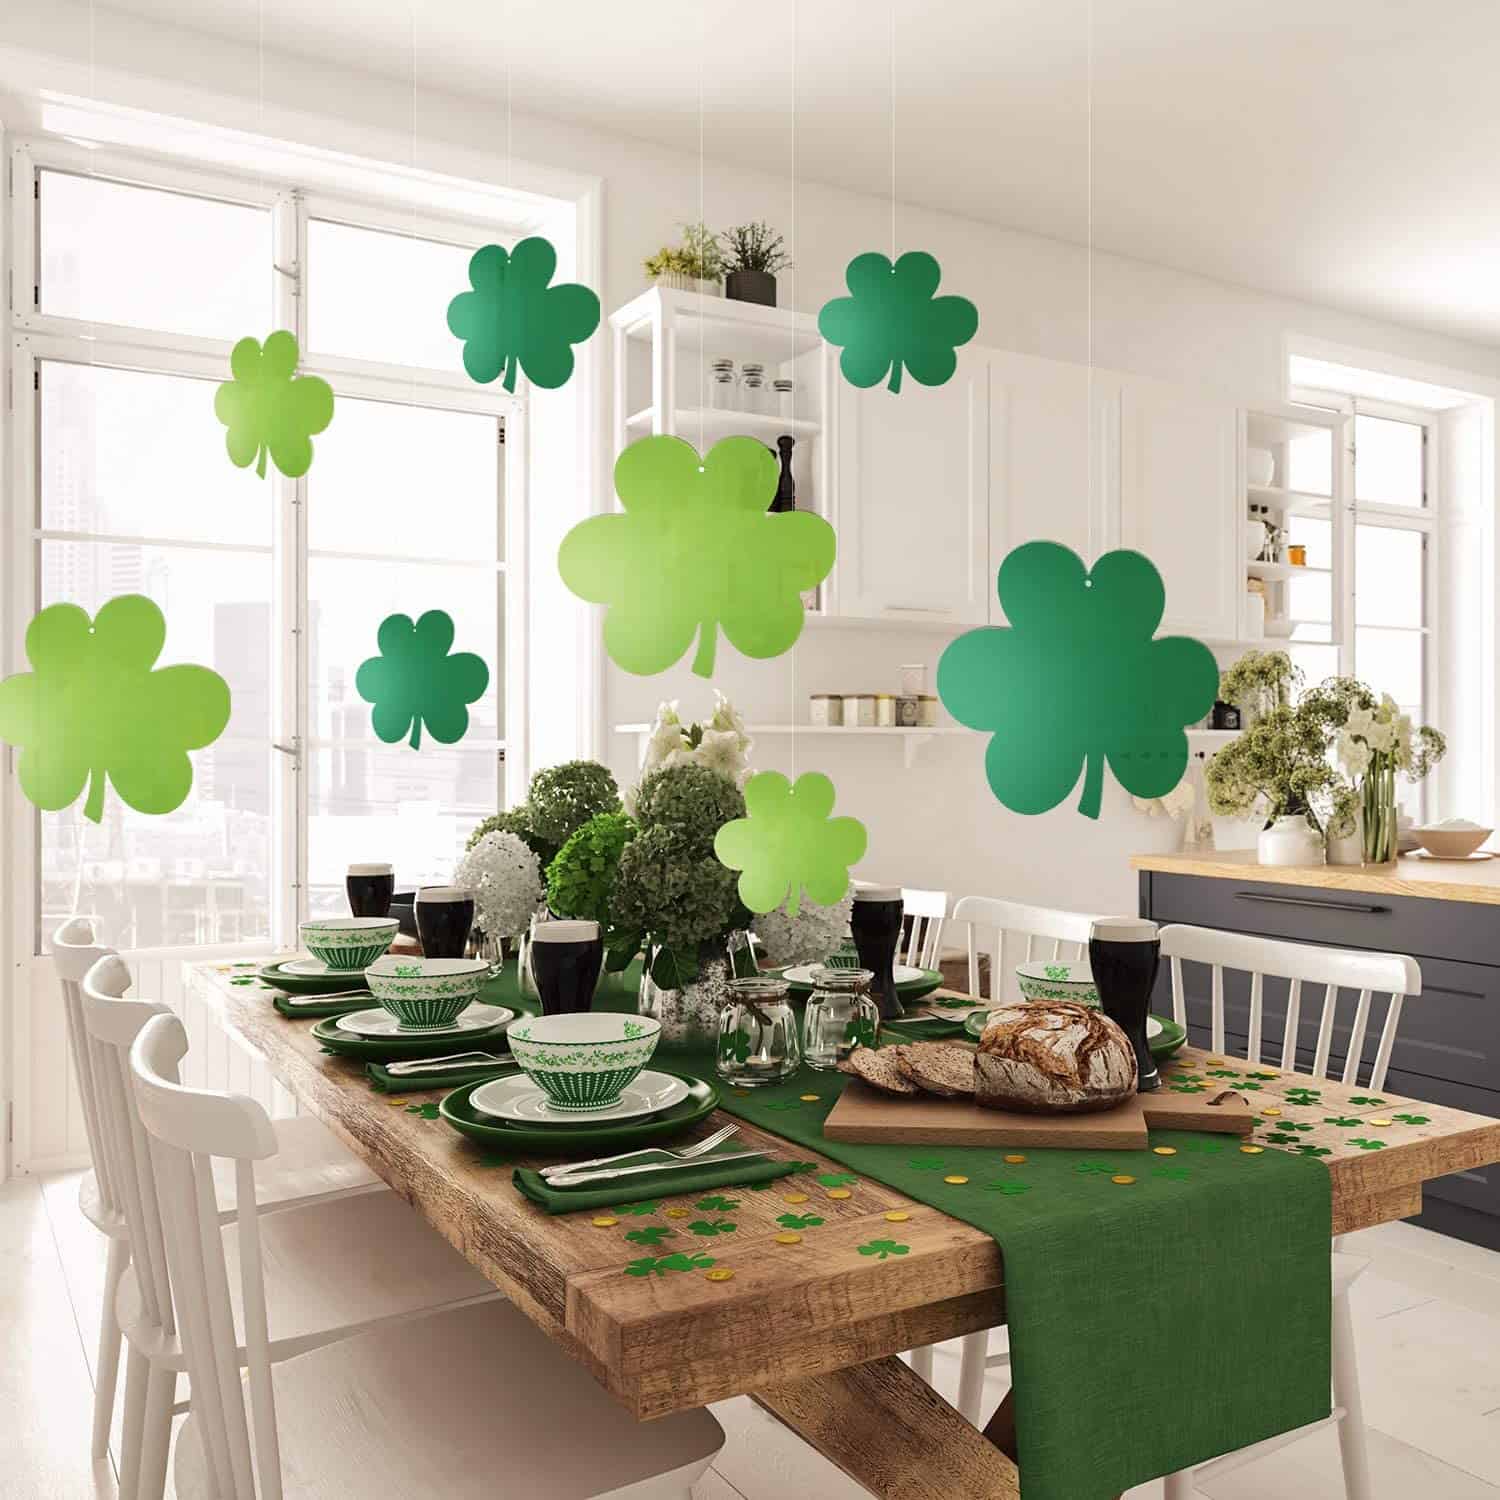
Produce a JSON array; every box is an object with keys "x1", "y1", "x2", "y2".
[{"x1": 87, "y1": 0, "x2": 1500, "y2": 347}]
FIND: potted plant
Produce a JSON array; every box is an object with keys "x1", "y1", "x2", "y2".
[
  {"x1": 717, "y1": 221, "x2": 791, "y2": 307},
  {"x1": 643, "y1": 222, "x2": 723, "y2": 295}
]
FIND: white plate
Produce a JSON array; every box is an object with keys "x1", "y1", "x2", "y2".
[
  {"x1": 1147, "y1": 1016, "x2": 1163, "y2": 1039},
  {"x1": 470, "y1": 1069, "x2": 690, "y2": 1125},
  {"x1": 1411, "y1": 849, "x2": 1495, "y2": 862},
  {"x1": 336, "y1": 1003, "x2": 514, "y2": 1038},
  {"x1": 283, "y1": 956, "x2": 367, "y2": 977},
  {"x1": 783, "y1": 962, "x2": 925, "y2": 986}
]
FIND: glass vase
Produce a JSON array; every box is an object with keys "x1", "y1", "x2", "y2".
[
  {"x1": 1361, "y1": 756, "x2": 1398, "y2": 866},
  {"x1": 637, "y1": 939, "x2": 732, "y2": 1046}
]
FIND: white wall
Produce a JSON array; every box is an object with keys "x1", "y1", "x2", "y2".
[{"x1": 7, "y1": 0, "x2": 1500, "y2": 918}]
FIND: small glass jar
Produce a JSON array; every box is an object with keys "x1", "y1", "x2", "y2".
[
  {"x1": 802, "y1": 967, "x2": 879, "y2": 1071},
  {"x1": 717, "y1": 976, "x2": 801, "y2": 1086},
  {"x1": 709, "y1": 368, "x2": 737, "y2": 410},
  {"x1": 773, "y1": 377, "x2": 795, "y2": 417},
  {"x1": 741, "y1": 373, "x2": 769, "y2": 415}
]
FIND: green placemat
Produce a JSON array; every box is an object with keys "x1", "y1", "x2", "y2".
[
  {"x1": 514, "y1": 1153, "x2": 795, "y2": 1214},
  {"x1": 367, "y1": 1059, "x2": 512, "y2": 1094},
  {"x1": 880, "y1": 1014, "x2": 971, "y2": 1042}
]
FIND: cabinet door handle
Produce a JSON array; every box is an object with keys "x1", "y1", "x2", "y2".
[
  {"x1": 1234, "y1": 891, "x2": 1388, "y2": 915},
  {"x1": 883, "y1": 604, "x2": 949, "y2": 615}
]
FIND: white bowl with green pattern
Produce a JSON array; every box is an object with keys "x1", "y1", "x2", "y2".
[
  {"x1": 365, "y1": 955, "x2": 490, "y2": 1030},
  {"x1": 507, "y1": 1012, "x2": 662, "y2": 1111},
  {"x1": 1015, "y1": 959, "x2": 1100, "y2": 1008},
  {"x1": 299, "y1": 916, "x2": 399, "y2": 972}
]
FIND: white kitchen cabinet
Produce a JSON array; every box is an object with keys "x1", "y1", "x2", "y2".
[{"x1": 830, "y1": 348, "x2": 989, "y2": 625}]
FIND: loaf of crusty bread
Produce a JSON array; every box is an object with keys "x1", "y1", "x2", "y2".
[
  {"x1": 839, "y1": 1044, "x2": 919, "y2": 1096},
  {"x1": 893, "y1": 1042, "x2": 977, "y2": 1098},
  {"x1": 975, "y1": 1002, "x2": 1136, "y2": 1113}
]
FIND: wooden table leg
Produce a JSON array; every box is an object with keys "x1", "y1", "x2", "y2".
[
  {"x1": 756, "y1": 1356, "x2": 1021, "y2": 1500},
  {"x1": 981, "y1": 1388, "x2": 1017, "y2": 1461}
]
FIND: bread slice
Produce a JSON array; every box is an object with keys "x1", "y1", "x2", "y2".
[
  {"x1": 839, "y1": 1044, "x2": 919, "y2": 1096},
  {"x1": 893, "y1": 1042, "x2": 978, "y2": 1098}
]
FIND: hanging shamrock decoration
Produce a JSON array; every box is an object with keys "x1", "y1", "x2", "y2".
[
  {"x1": 214, "y1": 330, "x2": 334, "y2": 479},
  {"x1": 937, "y1": 542, "x2": 1218, "y2": 819},
  {"x1": 714, "y1": 771, "x2": 867, "y2": 915},
  {"x1": 447, "y1": 238, "x2": 601, "y2": 392},
  {"x1": 0, "y1": 595, "x2": 230, "y2": 823},
  {"x1": 355, "y1": 610, "x2": 490, "y2": 750},
  {"x1": 558, "y1": 435, "x2": 835, "y2": 677},
  {"x1": 817, "y1": 251, "x2": 978, "y2": 392}
]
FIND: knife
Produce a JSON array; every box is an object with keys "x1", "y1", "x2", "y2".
[{"x1": 546, "y1": 1149, "x2": 771, "y2": 1189}]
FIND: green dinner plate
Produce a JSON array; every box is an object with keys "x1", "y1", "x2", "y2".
[
  {"x1": 260, "y1": 959, "x2": 370, "y2": 996},
  {"x1": 962, "y1": 1009, "x2": 1188, "y2": 1059},
  {"x1": 311, "y1": 1013, "x2": 516, "y2": 1061},
  {"x1": 783, "y1": 966, "x2": 944, "y2": 1004},
  {"x1": 440, "y1": 1069, "x2": 718, "y2": 1153}
]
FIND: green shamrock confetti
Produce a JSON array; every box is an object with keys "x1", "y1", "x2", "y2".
[
  {"x1": 688, "y1": 1219, "x2": 737, "y2": 1237},
  {"x1": 1348, "y1": 1138, "x2": 1387, "y2": 1151},
  {"x1": 777, "y1": 1212, "x2": 824, "y2": 1230},
  {"x1": 1323, "y1": 1116, "x2": 1362, "y2": 1128},
  {"x1": 404, "y1": 1101, "x2": 440, "y2": 1120},
  {"x1": 857, "y1": 1239, "x2": 910, "y2": 1260},
  {"x1": 1263, "y1": 1132, "x2": 1301, "y2": 1146},
  {"x1": 1247, "y1": 1071, "x2": 1281, "y2": 1080},
  {"x1": 1392, "y1": 1113, "x2": 1430, "y2": 1125},
  {"x1": 1205, "y1": 1069, "x2": 1243, "y2": 1078},
  {"x1": 446, "y1": 238, "x2": 600, "y2": 392},
  {"x1": 624, "y1": 1252, "x2": 714, "y2": 1278},
  {"x1": 984, "y1": 1181, "x2": 1031, "y2": 1196},
  {"x1": 784, "y1": 1161, "x2": 819, "y2": 1174},
  {"x1": 1267, "y1": 1120, "x2": 1312, "y2": 1132},
  {"x1": 1284, "y1": 1088, "x2": 1322, "y2": 1105},
  {"x1": 1229, "y1": 1081, "x2": 1264, "y2": 1092},
  {"x1": 558, "y1": 435, "x2": 836, "y2": 679},
  {"x1": 817, "y1": 250, "x2": 978, "y2": 392},
  {"x1": 908, "y1": 1157, "x2": 948, "y2": 1171},
  {"x1": 694, "y1": 1196, "x2": 740, "y2": 1212},
  {"x1": 1152, "y1": 1166, "x2": 1191, "y2": 1181},
  {"x1": 714, "y1": 771, "x2": 867, "y2": 916},
  {"x1": 1170, "y1": 1082, "x2": 1209, "y2": 1094},
  {"x1": 1295, "y1": 1144, "x2": 1332, "y2": 1158},
  {"x1": 937, "y1": 543, "x2": 1218, "y2": 818},
  {"x1": 0, "y1": 596, "x2": 230, "y2": 823},
  {"x1": 1348, "y1": 1096, "x2": 1387, "y2": 1107},
  {"x1": 625, "y1": 1226, "x2": 675, "y2": 1247},
  {"x1": 816, "y1": 1173, "x2": 858, "y2": 1188},
  {"x1": 611, "y1": 1201, "x2": 662, "y2": 1216},
  {"x1": 214, "y1": 330, "x2": 333, "y2": 478},
  {"x1": 1075, "y1": 1162, "x2": 1114, "y2": 1175},
  {"x1": 355, "y1": 611, "x2": 489, "y2": 750}
]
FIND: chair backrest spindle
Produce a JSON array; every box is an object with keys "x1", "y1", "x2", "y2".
[{"x1": 951, "y1": 898, "x2": 1100, "y2": 1006}]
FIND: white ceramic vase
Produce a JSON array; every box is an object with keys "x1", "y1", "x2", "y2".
[
  {"x1": 1257, "y1": 815, "x2": 1325, "y2": 867},
  {"x1": 1327, "y1": 811, "x2": 1364, "y2": 867},
  {"x1": 1247, "y1": 447, "x2": 1275, "y2": 487}
]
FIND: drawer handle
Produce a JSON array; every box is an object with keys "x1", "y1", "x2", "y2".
[{"x1": 1235, "y1": 891, "x2": 1389, "y2": 915}]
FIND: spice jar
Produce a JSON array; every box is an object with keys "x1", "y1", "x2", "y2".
[
  {"x1": 802, "y1": 967, "x2": 879, "y2": 1071},
  {"x1": 717, "y1": 975, "x2": 801, "y2": 1086},
  {"x1": 875, "y1": 693, "x2": 897, "y2": 727},
  {"x1": 848, "y1": 694, "x2": 877, "y2": 727},
  {"x1": 895, "y1": 696, "x2": 920, "y2": 727},
  {"x1": 810, "y1": 693, "x2": 843, "y2": 727},
  {"x1": 916, "y1": 695, "x2": 939, "y2": 727}
]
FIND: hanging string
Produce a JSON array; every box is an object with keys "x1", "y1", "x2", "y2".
[
  {"x1": 888, "y1": 0, "x2": 897, "y2": 263},
  {"x1": 504, "y1": 0, "x2": 513, "y2": 191},
  {"x1": 697, "y1": 11, "x2": 706, "y2": 458},
  {"x1": 1086, "y1": 0, "x2": 1095, "y2": 558},
  {"x1": 789, "y1": 0, "x2": 797, "y2": 426}
]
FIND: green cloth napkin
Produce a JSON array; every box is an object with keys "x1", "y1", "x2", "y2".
[
  {"x1": 271, "y1": 992, "x2": 373, "y2": 1020},
  {"x1": 879, "y1": 1015, "x2": 970, "y2": 1041},
  {"x1": 514, "y1": 1154, "x2": 796, "y2": 1215},
  {"x1": 365, "y1": 1060, "x2": 513, "y2": 1094}
]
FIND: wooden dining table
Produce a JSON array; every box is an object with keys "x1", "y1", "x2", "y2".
[{"x1": 188, "y1": 962, "x2": 1500, "y2": 1499}]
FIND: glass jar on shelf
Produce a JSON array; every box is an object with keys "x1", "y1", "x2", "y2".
[
  {"x1": 708, "y1": 366, "x2": 737, "y2": 410},
  {"x1": 802, "y1": 967, "x2": 879, "y2": 1071},
  {"x1": 716, "y1": 975, "x2": 801, "y2": 1086},
  {"x1": 773, "y1": 377, "x2": 795, "y2": 418}
]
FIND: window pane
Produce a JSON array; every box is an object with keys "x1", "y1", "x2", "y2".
[
  {"x1": 306, "y1": 557, "x2": 501, "y2": 745},
  {"x1": 305, "y1": 395, "x2": 500, "y2": 560},
  {"x1": 1355, "y1": 627, "x2": 1424, "y2": 709},
  {"x1": 304, "y1": 743, "x2": 499, "y2": 920},
  {"x1": 306, "y1": 219, "x2": 474, "y2": 373},
  {"x1": 1355, "y1": 525, "x2": 1424, "y2": 629},
  {"x1": 1288, "y1": 642, "x2": 1338, "y2": 686},
  {"x1": 39, "y1": 171, "x2": 270, "y2": 340},
  {"x1": 41, "y1": 362, "x2": 272, "y2": 546},
  {"x1": 37, "y1": 542, "x2": 274, "y2": 949},
  {"x1": 1286, "y1": 516, "x2": 1331, "y2": 569},
  {"x1": 1354, "y1": 414, "x2": 1424, "y2": 508},
  {"x1": 1285, "y1": 430, "x2": 1333, "y2": 496}
]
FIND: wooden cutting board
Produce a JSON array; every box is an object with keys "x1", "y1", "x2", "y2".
[{"x1": 822, "y1": 1081, "x2": 1254, "y2": 1150}]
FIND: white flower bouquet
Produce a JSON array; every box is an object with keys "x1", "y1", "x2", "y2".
[
  {"x1": 1335, "y1": 694, "x2": 1446, "y2": 863},
  {"x1": 453, "y1": 830, "x2": 544, "y2": 942},
  {"x1": 627, "y1": 693, "x2": 753, "y2": 814}
]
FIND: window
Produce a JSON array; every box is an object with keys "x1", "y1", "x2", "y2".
[{"x1": 12, "y1": 141, "x2": 523, "y2": 952}]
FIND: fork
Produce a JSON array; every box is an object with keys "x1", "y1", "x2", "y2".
[
  {"x1": 539, "y1": 1123, "x2": 739, "y2": 1181},
  {"x1": 281, "y1": 989, "x2": 372, "y2": 1006}
]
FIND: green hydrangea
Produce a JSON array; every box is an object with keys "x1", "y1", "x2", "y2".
[
  {"x1": 547, "y1": 811, "x2": 637, "y2": 924},
  {"x1": 466, "y1": 805, "x2": 553, "y2": 865},
  {"x1": 527, "y1": 760, "x2": 621, "y2": 848},
  {"x1": 610, "y1": 825, "x2": 744, "y2": 958},
  {"x1": 633, "y1": 763, "x2": 745, "y2": 856}
]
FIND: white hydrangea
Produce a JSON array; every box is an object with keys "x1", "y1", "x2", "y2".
[
  {"x1": 753, "y1": 893, "x2": 854, "y2": 968},
  {"x1": 453, "y1": 831, "x2": 542, "y2": 940}
]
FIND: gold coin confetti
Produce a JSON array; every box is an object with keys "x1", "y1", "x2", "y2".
[
  {"x1": 783, "y1": 1192, "x2": 809, "y2": 1204},
  {"x1": 1240, "y1": 1145, "x2": 1264, "y2": 1155},
  {"x1": 1004, "y1": 1154, "x2": 1027, "y2": 1165},
  {"x1": 943, "y1": 1175, "x2": 970, "y2": 1185},
  {"x1": 799, "y1": 1093, "x2": 820, "y2": 1102},
  {"x1": 774, "y1": 1232, "x2": 802, "y2": 1245},
  {"x1": 1207, "y1": 1057, "x2": 1226, "y2": 1066},
  {"x1": 827, "y1": 1188, "x2": 853, "y2": 1200},
  {"x1": 1368, "y1": 1118, "x2": 1393, "y2": 1127},
  {"x1": 884, "y1": 1211, "x2": 912, "y2": 1223},
  {"x1": 664, "y1": 1207, "x2": 690, "y2": 1218},
  {"x1": 705, "y1": 1268, "x2": 735, "y2": 1282},
  {"x1": 591, "y1": 1216, "x2": 618, "y2": 1228},
  {"x1": 1262, "y1": 1107, "x2": 1282, "y2": 1117},
  {"x1": 1152, "y1": 1146, "x2": 1178, "y2": 1156},
  {"x1": 1111, "y1": 1175, "x2": 1137, "y2": 1186}
]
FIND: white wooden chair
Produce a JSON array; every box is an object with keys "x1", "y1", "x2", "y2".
[
  {"x1": 1155, "y1": 922, "x2": 1421, "y2": 1500},
  {"x1": 900, "y1": 888, "x2": 950, "y2": 970},
  {"x1": 50, "y1": 919, "x2": 382, "y2": 1460},
  {"x1": 129, "y1": 1012, "x2": 725, "y2": 1500},
  {"x1": 81, "y1": 955, "x2": 502, "y2": 1500}
]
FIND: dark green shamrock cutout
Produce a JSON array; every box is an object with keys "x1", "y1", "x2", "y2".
[
  {"x1": 817, "y1": 250, "x2": 978, "y2": 392},
  {"x1": 1349, "y1": 1138, "x2": 1387, "y2": 1151},
  {"x1": 984, "y1": 1181, "x2": 1031, "y2": 1196},
  {"x1": 1206, "y1": 1069, "x2": 1243, "y2": 1078},
  {"x1": 0, "y1": 596, "x2": 231, "y2": 823},
  {"x1": 1324, "y1": 1116, "x2": 1362, "y2": 1129},
  {"x1": 1231, "y1": 1081, "x2": 1264, "y2": 1092},
  {"x1": 694, "y1": 1196, "x2": 740, "y2": 1213},
  {"x1": 1392, "y1": 1113, "x2": 1430, "y2": 1125},
  {"x1": 559, "y1": 435, "x2": 835, "y2": 678},
  {"x1": 356, "y1": 610, "x2": 489, "y2": 749},
  {"x1": 1247, "y1": 1071, "x2": 1281, "y2": 1080},
  {"x1": 816, "y1": 1173, "x2": 858, "y2": 1187},
  {"x1": 446, "y1": 238, "x2": 600, "y2": 392},
  {"x1": 843, "y1": 1020, "x2": 877, "y2": 1048},
  {"x1": 937, "y1": 543, "x2": 1218, "y2": 819},
  {"x1": 1268, "y1": 1120, "x2": 1312, "y2": 1132},
  {"x1": 688, "y1": 1219, "x2": 737, "y2": 1238},
  {"x1": 404, "y1": 1101, "x2": 440, "y2": 1120},
  {"x1": 1284, "y1": 1088, "x2": 1322, "y2": 1105},
  {"x1": 624, "y1": 1251, "x2": 714, "y2": 1278},
  {"x1": 1349, "y1": 1096, "x2": 1387, "y2": 1106},
  {"x1": 214, "y1": 330, "x2": 333, "y2": 478},
  {"x1": 908, "y1": 1157, "x2": 947, "y2": 1171},
  {"x1": 625, "y1": 1226, "x2": 675, "y2": 1247},
  {"x1": 777, "y1": 1212, "x2": 824, "y2": 1230},
  {"x1": 723, "y1": 1031, "x2": 751, "y2": 1065},
  {"x1": 1295, "y1": 1144, "x2": 1332, "y2": 1158},
  {"x1": 857, "y1": 1239, "x2": 910, "y2": 1260},
  {"x1": 1263, "y1": 1132, "x2": 1301, "y2": 1146},
  {"x1": 611, "y1": 1201, "x2": 662, "y2": 1216},
  {"x1": 1171, "y1": 1082, "x2": 1209, "y2": 1094},
  {"x1": 1075, "y1": 1161, "x2": 1114, "y2": 1175}
]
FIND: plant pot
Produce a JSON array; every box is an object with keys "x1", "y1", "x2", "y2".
[
  {"x1": 637, "y1": 939, "x2": 733, "y2": 1046},
  {"x1": 1327, "y1": 817, "x2": 1364, "y2": 867},
  {"x1": 725, "y1": 269, "x2": 777, "y2": 307},
  {"x1": 1256, "y1": 815, "x2": 1324, "y2": 867},
  {"x1": 650, "y1": 272, "x2": 721, "y2": 296}
]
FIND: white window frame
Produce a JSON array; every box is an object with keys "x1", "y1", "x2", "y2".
[{"x1": 6, "y1": 135, "x2": 530, "y2": 959}]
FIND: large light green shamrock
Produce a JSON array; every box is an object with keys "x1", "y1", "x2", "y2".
[
  {"x1": 446, "y1": 238, "x2": 601, "y2": 392},
  {"x1": 714, "y1": 772, "x2": 867, "y2": 916},
  {"x1": 817, "y1": 250, "x2": 978, "y2": 392},
  {"x1": 558, "y1": 435, "x2": 835, "y2": 678},
  {"x1": 355, "y1": 610, "x2": 490, "y2": 750},
  {"x1": 213, "y1": 330, "x2": 333, "y2": 479},
  {"x1": 0, "y1": 595, "x2": 229, "y2": 823},
  {"x1": 937, "y1": 542, "x2": 1218, "y2": 819}
]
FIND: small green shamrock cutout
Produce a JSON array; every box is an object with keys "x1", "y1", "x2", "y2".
[
  {"x1": 1247, "y1": 1071, "x2": 1281, "y2": 1080},
  {"x1": 1206, "y1": 1069, "x2": 1243, "y2": 1078},
  {"x1": 1229, "y1": 1081, "x2": 1263, "y2": 1091},
  {"x1": 624, "y1": 1252, "x2": 714, "y2": 1278},
  {"x1": 611, "y1": 1201, "x2": 661, "y2": 1216},
  {"x1": 1153, "y1": 1166, "x2": 1191, "y2": 1181},
  {"x1": 694, "y1": 1196, "x2": 740, "y2": 1212},
  {"x1": 714, "y1": 771, "x2": 867, "y2": 916},
  {"x1": 558, "y1": 435, "x2": 835, "y2": 679},
  {"x1": 214, "y1": 330, "x2": 333, "y2": 478},
  {"x1": 984, "y1": 1181, "x2": 1031, "y2": 1196},
  {"x1": 1263, "y1": 1132, "x2": 1301, "y2": 1146},
  {"x1": 446, "y1": 238, "x2": 600, "y2": 392},
  {"x1": 1268, "y1": 1120, "x2": 1312, "y2": 1132},
  {"x1": 1348, "y1": 1138, "x2": 1387, "y2": 1151},
  {"x1": 625, "y1": 1226, "x2": 675, "y2": 1247},
  {"x1": 688, "y1": 1219, "x2": 737, "y2": 1237},
  {"x1": 908, "y1": 1157, "x2": 948, "y2": 1171},
  {"x1": 1170, "y1": 1082, "x2": 1209, "y2": 1094},
  {"x1": 1348, "y1": 1096, "x2": 1387, "y2": 1107},
  {"x1": 723, "y1": 1030, "x2": 751, "y2": 1065},
  {"x1": 817, "y1": 250, "x2": 978, "y2": 392},
  {"x1": 1284, "y1": 1088, "x2": 1322, "y2": 1105},
  {"x1": 404, "y1": 1101, "x2": 440, "y2": 1120},
  {"x1": 816, "y1": 1173, "x2": 858, "y2": 1187},
  {"x1": 1324, "y1": 1116, "x2": 1362, "y2": 1128},
  {"x1": 355, "y1": 610, "x2": 489, "y2": 749},
  {"x1": 777, "y1": 1212, "x2": 824, "y2": 1230},
  {"x1": 857, "y1": 1239, "x2": 910, "y2": 1260},
  {"x1": 1392, "y1": 1113, "x2": 1430, "y2": 1125},
  {"x1": 937, "y1": 543, "x2": 1219, "y2": 819},
  {"x1": 1295, "y1": 1144, "x2": 1332, "y2": 1158},
  {"x1": 0, "y1": 596, "x2": 231, "y2": 823},
  {"x1": 1075, "y1": 1161, "x2": 1114, "y2": 1175}
]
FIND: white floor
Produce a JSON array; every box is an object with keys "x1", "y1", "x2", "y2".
[{"x1": 7, "y1": 1171, "x2": 1500, "y2": 1499}]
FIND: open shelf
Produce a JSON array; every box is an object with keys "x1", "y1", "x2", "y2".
[
  {"x1": 1246, "y1": 559, "x2": 1331, "y2": 581},
  {"x1": 625, "y1": 406, "x2": 821, "y2": 440},
  {"x1": 1248, "y1": 484, "x2": 1332, "y2": 518},
  {"x1": 614, "y1": 721, "x2": 969, "y2": 770},
  {"x1": 611, "y1": 286, "x2": 823, "y2": 362}
]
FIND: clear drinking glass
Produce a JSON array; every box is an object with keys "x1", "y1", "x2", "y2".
[
  {"x1": 802, "y1": 967, "x2": 879, "y2": 1071},
  {"x1": 716, "y1": 976, "x2": 801, "y2": 1086}
]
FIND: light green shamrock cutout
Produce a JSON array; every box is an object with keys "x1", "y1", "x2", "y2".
[
  {"x1": 817, "y1": 251, "x2": 978, "y2": 392},
  {"x1": 1323, "y1": 1116, "x2": 1362, "y2": 1129},
  {"x1": 938, "y1": 542, "x2": 1218, "y2": 819},
  {"x1": 1348, "y1": 1096, "x2": 1387, "y2": 1107},
  {"x1": 214, "y1": 330, "x2": 333, "y2": 479},
  {"x1": 557, "y1": 435, "x2": 836, "y2": 678},
  {"x1": 446, "y1": 238, "x2": 600, "y2": 393},
  {"x1": 0, "y1": 595, "x2": 230, "y2": 823},
  {"x1": 355, "y1": 610, "x2": 490, "y2": 749},
  {"x1": 714, "y1": 771, "x2": 867, "y2": 916},
  {"x1": 404, "y1": 1101, "x2": 440, "y2": 1120}
]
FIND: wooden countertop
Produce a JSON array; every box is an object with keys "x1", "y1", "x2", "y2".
[{"x1": 1132, "y1": 848, "x2": 1500, "y2": 907}]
